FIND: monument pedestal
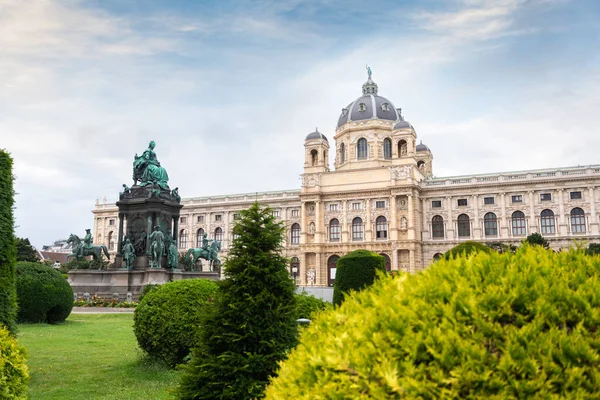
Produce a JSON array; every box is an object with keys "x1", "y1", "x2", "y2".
[{"x1": 69, "y1": 269, "x2": 219, "y2": 301}]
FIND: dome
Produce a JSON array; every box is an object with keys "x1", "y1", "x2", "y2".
[
  {"x1": 336, "y1": 76, "x2": 401, "y2": 128},
  {"x1": 392, "y1": 120, "x2": 412, "y2": 130},
  {"x1": 305, "y1": 128, "x2": 328, "y2": 141},
  {"x1": 416, "y1": 141, "x2": 429, "y2": 152}
]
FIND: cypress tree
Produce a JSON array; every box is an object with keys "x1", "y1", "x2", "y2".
[
  {"x1": 0, "y1": 150, "x2": 17, "y2": 333},
  {"x1": 16, "y1": 237, "x2": 38, "y2": 262},
  {"x1": 178, "y1": 202, "x2": 298, "y2": 400}
]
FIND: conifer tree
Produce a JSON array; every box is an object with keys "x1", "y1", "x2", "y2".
[
  {"x1": 0, "y1": 150, "x2": 17, "y2": 333},
  {"x1": 16, "y1": 238, "x2": 38, "y2": 262},
  {"x1": 178, "y1": 202, "x2": 298, "y2": 400}
]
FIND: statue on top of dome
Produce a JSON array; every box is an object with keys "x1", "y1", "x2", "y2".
[{"x1": 366, "y1": 65, "x2": 372, "y2": 80}]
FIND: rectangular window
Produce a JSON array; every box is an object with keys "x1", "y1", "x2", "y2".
[
  {"x1": 180, "y1": 217, "x2": 187, "y2": 224},
  {"x1": 457, "y1": 199, "x2": 468, "y2": 207},
  {"x1": 272, "y1": 210, "x2": 280, "y2": 218},
  {"x1": 329, "y1": 204, "x2": 339, "y2": 212},
  {"x1": 215, "y1": 214, "x2": 222, "y2": 222},
  {"x1": 483, "y1": 197, "x2": 494, "y2": 205},
  {"x1": 570, "y1": 191, "x2": 582, "y2": 200},
  {"x1": 540, "y1": 193, "x2": 552, "y2": 202},
  {"x1": 291, "y1": 209, "x2": 300, "y2": 217},
  {"x1": 375, "y1": 201, "x2": 386, "y2": 209},
  {"x1": 511, "y1": 195, "x2": 522, "y2": 203},
  {"x1": 352, "y1": 202, "x2": 362, "y2": 210},
  {"x1": 109, "y1": 219, "x2": 115, "y2": 226},
  {"x1": 431, "y1": 200, "x2": 442, "y2": 208},
  {"x1": 233, "y1": 213, "x2": 240, "y2": 220},
  {"x1": 197, "y1": 215, "x2": 204, "y2": 223}
]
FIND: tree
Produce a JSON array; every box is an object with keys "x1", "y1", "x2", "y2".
[
  {"x1": 443, "y1": 241, "x2": 491, "y2": 260},
  {"x1": 525, "y1": 232, "x2": 550, "y2": 249},
  {"x1": 332, "y1": 250, "x2": 385, "y2": 306},
  {"x1": 586, "y1": 243, "x2": 600, "y2": 255},
  {"x1": 0, "y1": 150, "x2": 17, "y2": 333},
  {"x1": 16, "y1": 238, "x2": 38, "y2": 262},
  {"x1": 177, "y1": 203, "x2": 298, "y2": 400}
]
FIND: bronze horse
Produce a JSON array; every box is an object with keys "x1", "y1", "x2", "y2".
[
  {"x1": 66, "y1": 234, "x2": 110, "y2": 266},
  {"x1": 186, "y1": 241, "x2": 221, "y2": 272}
]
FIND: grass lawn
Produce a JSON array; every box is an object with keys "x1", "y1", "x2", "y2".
[{"x1": 18, "y1": 313, "x2": 182, "y2": 400}]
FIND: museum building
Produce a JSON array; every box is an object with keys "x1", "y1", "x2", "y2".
[{"x1": 93, "y1": 75, "x2": 600, "y2": 288}]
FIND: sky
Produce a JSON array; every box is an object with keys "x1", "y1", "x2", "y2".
[{"x1": 1, "y1": 0, "x2": 599, "y2": 248}]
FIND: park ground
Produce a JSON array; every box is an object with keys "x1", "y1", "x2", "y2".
[{"x1": 18, "y1": 314, "x2": 181, "y2": 400}]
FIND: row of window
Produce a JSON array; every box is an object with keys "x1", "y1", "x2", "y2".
[
  {"x1": 327, "y1": 201, "x2": 386, "y2": 212},
  {"x1": 432, "y1": 191, "x2": 584, "y2": 208},
  {"x1": 339, "y1": 139, "x2": 409, "y2": 163},
  {"x1": 431, "y1": 208, "x2": 587, "y2": 238},
  {"x1": 178, "y1": 209, "x2": 300, "y2": 225}
]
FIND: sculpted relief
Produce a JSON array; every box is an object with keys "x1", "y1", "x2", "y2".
[
  {"x1": 389, "y1": 165, "x2": 412, "y2": 180},
  {"x1": 302, "y1": 174, "x2": 321, "y2": 188}
]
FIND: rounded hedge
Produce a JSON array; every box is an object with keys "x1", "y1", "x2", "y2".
[
  {"x1": 295, "y1": 292, "x2": 330, "y2": 320},
  {"x1": 0, "y1": 325, "x2": 29, "y2": 399},
  {"x1": 266, "y1": 246, "x2": 600, "y2": 398},
  {"x1": 16, "y1": 262, "x2": 73, "y2": 324},
  {"x1": 332, "y1": 250, "x2": 385, "y2": 306},
  {"x1": 443, "y1": 240, "x2": 491, "y2": 259},
  {"x1": 133, "y1": 279, "x2": 219, "y2": 367}
]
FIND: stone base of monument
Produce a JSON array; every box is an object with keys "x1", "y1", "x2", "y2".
[{"x1": 68, "y1": 269, "x2": 219, "y2": 301}]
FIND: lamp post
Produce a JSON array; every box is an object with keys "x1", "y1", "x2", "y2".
[{"x1": 292, "y1": 266, "x2": 298, "y2": 284}]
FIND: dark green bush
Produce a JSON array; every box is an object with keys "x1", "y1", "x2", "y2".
[
  {"x1": 16, "y1": 262, "x2": 73, "y2": 324},
  {"x1": 138, "y1": 283, "x2": 160, "y2": 302},
  {"x1": 443, "y1": 240, "x2": 491, "y2": 259},
  {"x1": 266, "y1": 246, "x2": 600, "y2": 398},
  {"x1": 178, "y1": 203, "x2": 297, "y2": 400},
  {"x1": 295, "y1": 292, "x2": 330, "y2": 320},
  {"x1": 133, "y1": 279, "x2": 218, "y2": 367},
  {"x1": 332, "y1": 250, "x2": 385, "y2": 306},
  {"x1": 0, "y1": 150, "x2": 17, "y2": 333},
  {"x1": 0, "y1": 324, "x2": 29, "y2": 398},
  {"x1": 587, "y1": 243, "x2": 600, "y2": 255},
  {"x1": 15, "y1": 238, "x2": 38, "y2": 263},
  {"x1": 525, "y1": 232, "x2": 549, "y2": 248}
]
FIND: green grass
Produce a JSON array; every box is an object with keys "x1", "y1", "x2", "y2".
[{"x1": 18, "y1": 314, "x2": 182, "y2": 399}]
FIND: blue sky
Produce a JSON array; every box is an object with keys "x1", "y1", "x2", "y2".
[{"x1": 1, "y1": 0, "x2": 599, "y2": 248}]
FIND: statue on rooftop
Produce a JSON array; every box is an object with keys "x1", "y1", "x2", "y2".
[
  {"x1": 133, "y1": 141, "x2": 170, "y2": 190},
  {"x1": 366, "y1": 65, "x2": 372, "y2": 80}
]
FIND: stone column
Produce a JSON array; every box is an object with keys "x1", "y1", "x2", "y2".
[
  {"x1": 365, "y1": 200, "x2": 372, "y2": 242},
  {"x1": 500, "y1": 192, "x2": 507, "y2": 238},
  {"x1": 116, "y1": 213, "x2": 124, "y2": 256},
  {"x1": 342, "y1": 200, "x2": 348, "y2": 242},
  {"x1": 315, "y1": 252, "x2": 322, "y2": 286},
  {"x1": 472, "y1": 194, "x2": 480, "y2": 239},
  {"x1": 146, "y1": 214, "x2": 153, "y2": 255},
  {"x1": 173, "y1": 216, "x2": 179, "y2": 244},
  {"x1": 589, "y1": 187, "x2": 598, "y2": 234},
  {"x1": 300, "y1": 202, "x2": 307, "y2": 244},
  {"x1": 409, "y1": 249, "x2": 415, "y2": 273},
  {"x1": 390, "y1": 195, "x2": 397, "y2": 241},
  {"x1": 315, "y1": 201, "x2": 322, "y2": 243},
  {"x1": 407, "y1": 193, "x2": 414, "y2": 240},
  {"x1": 528, "y1": 191, "x2": 536, "y2": 234},
  {"x1": 558, "y1": 189, "x2": 567, "y2": 235},
  {"x1": 445, "y1": 196, "x2": 453, "y2": 239}
]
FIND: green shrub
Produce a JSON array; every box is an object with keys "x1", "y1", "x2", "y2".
[
  {"x1": 587, "y1": 243, "x2": 600, "y2": 255},
  {"x1": 332, "y1": 250, "x2": 385, "y2": 306},
  {"x1": 16, "y1": 262, "x2": 73, "y2": 324},
  {"x1": 0, "y1": 324, "x2": 29, "y2": 399},
  {"x1": 295, "y1": 292, "x2": 330, "y2": 320},
  {"x1": 138, "y1": 283, "x2": 160, "y2": 302},
  {"x1": 266, "y1": 246, "x2": 600, "y2": 398},
  {"x1": 133, "y1": 279, "x2": 218, "y2": 367},
  {"x1": 525, "y1": 232, "x2": 549, "y2": 248},
  {"x1": 15, "y1": 238, "x2": 38, "y2": 263},
  {"x1": 0, "y1": 150, "x2": 17, "y2": 333},
  {"x1": 444, "y1": 240, "x2": 491, "y2": 259},
  {"x1": 178, "y1": 203, "x2": 298, "y2": 400}
]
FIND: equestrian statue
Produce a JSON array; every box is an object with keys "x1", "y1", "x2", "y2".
[
  {"x1": 186, "y1": 233, "x2": 222, "y2": 272},
  {"x1": 66, "y1": 229, "x2": 110, "y2": 267}
]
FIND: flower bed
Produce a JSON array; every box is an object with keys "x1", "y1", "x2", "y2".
[{"x1": 74, "y1": 297, "x2": 137, "y2": 308}]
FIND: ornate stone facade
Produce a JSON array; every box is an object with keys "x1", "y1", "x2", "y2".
[{"x1": 93, "y1": 75, "x2": 600, "y2": 288}]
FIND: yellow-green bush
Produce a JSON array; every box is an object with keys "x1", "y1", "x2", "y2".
[
  {"x1": 0, "y1": 325, "x2": 29, "y2": 399},
  {"x1": 266, "y1": 246, "x2": 600, "y2": 399}
]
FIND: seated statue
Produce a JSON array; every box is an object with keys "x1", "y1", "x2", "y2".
[{"x1": 133, "y1": 141, "x2": 170, "y2": 190}]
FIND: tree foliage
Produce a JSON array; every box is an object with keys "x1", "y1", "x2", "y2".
[
  {"x1": 332, "y1": 250, "x2": 385, "y2": 306},
  {"x1": 444, "y1": 241, "x2": 491, "y2": 260},
  {"x1": 266, "y1": 246, "x2": 600, "y2": 398},
  {"x1": 525, "y1": 232, "x2": 550, "y2": 249},
  {"x1": 177, "y1": 203, "x2": 298, "y2": 399},
  {"x1": 295, "y1": 292, "x2": 330, "y2": 320},
  {"x1": 587, "y1": 243, "x2": 600, "y2": 255},
  {"x1": 133, "y1": 279, "x2": 219, "y2": 367},
  {"x1": 15, "y1": 238, "x2": 38, "y2": 263},
  {"x1": 0, "y1": 324, "x2": 29, "y2": 399},
  {"x1": 0, "y1": 150, "x2": 17, "y2": 333}
]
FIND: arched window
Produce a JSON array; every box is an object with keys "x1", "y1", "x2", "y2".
[
  {"x1": 417, "y1": 160, "x2": 426, "y2": 171},
  {"x1": 484, "y1": 212, "x2": 498, "y2": 237},
  {"x1": 310, "y1": 149, "x2": 318, "y2": 166},
  {"x1": 433, "y1": 253, "x2": 443, "y2": 262},
  {"x1": 431, "y1": 215, "x2": 444, "y2": 239},
  {"x1": 397, "y1": 140, "x2": 407, "y2": 157},
  {"x1": 196, "y1": 228, "x2": 204, "y2": 248},
  {"x1": 511, "y1": 211, "x2": 526, "y2": 236},
  {"x1": 376, "y1": 216, "x2": 388, "y2": 240},
  {"x1": 383, "y1": 138, "x2": 392, "y2": 159},
  {"x1": 179, "y1": 229, "x2": 187, "y2": 249},
  {"x1": 540, "y1": 209, "x2": 555, "y2": 234},
  {"x1": 340, "y1": 142, "x2": 346, "y2": 164},
  {"x1": 357, "y1": 138, "x2": 368, "y2": 160},
  {"x1": 379, "y1": 253, "x2": 391, "y2": 271},
  {"x1": 352, "y1": 217, "x2": 364, "y2": 241},
  {"x1": 329, "y1": 218, "x2": 340, "y2": 242},
  {"x1": 327, "y1": 255, "x2": 340, "y2": 287},
  {"x1": 290, "y1": 223, "x2": 300, "y2": 245},
  {"x1": 108, "y1": 231, "x2": 114, "y2": 251},
  {"x1": 214, "y1": 227, "x2": 223, "y2": 242},
  {"x1": 571, "y1": 207, "x2": 586, "y2": 233},
  {"x1": 457, "y1": 214, "x2": 470, "y2": 238}
]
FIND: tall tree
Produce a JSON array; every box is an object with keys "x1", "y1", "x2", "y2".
[
  {"x1": 0, "y1": 150, "x2": 17, "y2": 333},
  {"x1": 178, "y1": 202, "x2": 298, "y2": 400},
  {"x1": 16, "y1": 238, "x2": 38, "y2": 262}
]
